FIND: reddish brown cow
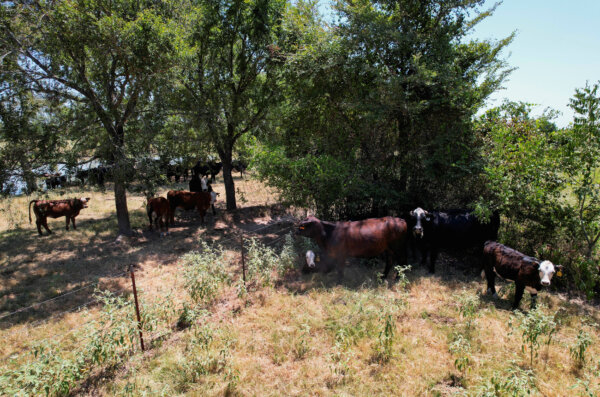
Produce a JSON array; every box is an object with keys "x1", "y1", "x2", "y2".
[
  {"x1": 29, "y1": 198, "x2": 90, "y2": 236},
  {"x1": 483, "y1": 241, "x2": 562, "y2": 309},
  {"x1": 166, "y1": 190, "x2": 212, "y2": 224},
  {"x1": 297, "y1": 216, "x2": 408, "y2": 281},
  {"x1": 146, "y1": 197, "x2": 171, "y2": 236}
]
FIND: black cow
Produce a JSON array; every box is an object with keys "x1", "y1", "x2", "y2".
[
  {"x1": 408, "y1": 208, "x2": 500, "y2": 273},
  {"x1": 44, "y1": 174, "x2": 66, "y2": 189},
  {"x1": 76, "y1": 166, "x2": 109, "y2": 187},
  {"x1": 207, "y1": 161, "x2": 222, "y2": 182},
  {"x1": 165, "y1": 164, "x2": 187, "y2": 183},
  {"x1": 192, "y1": 160, "x2": 222, "y2": 182},
  {"x1": 232, "y1": 159, "x2": 247, "y2": 178},
  {"x1": 297, "y1": 216, "x2": 408, "y2": 281},
  {"x1": 483, "y1": 241, "x2": 562, "y2": 309}
]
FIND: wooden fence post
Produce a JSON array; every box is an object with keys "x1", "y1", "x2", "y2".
[{"x1": 129, "y1": 265, "x2": 145, "y2": 352}]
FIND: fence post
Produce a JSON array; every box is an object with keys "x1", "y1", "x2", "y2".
[
  {"x1": 240, "y1": 234, "x2": 246, "y2": 286},
  {"x1": 128, "y1": 265, "x2": 145, "y2": 352}
]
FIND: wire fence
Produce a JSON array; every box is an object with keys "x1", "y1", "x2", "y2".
[{"x1": 0, "y1": 215, "x2": 301, "y2": 368}]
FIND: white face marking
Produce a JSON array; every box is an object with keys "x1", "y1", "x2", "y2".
[
  {"x1": 538, "y1": 260, "x2": 555, "y2": 286},
  {"x1": 80, "y1": 197, "x2": 88, "y2": 202},
  {"x1": 210, "y1": 191, "x2": 217, "y2": 204},
  {"x1": 411, "y1": 207, "x2": 427, "y2": 238},
  {"x1": 305, "y1": 250, "x2": 316, "y2": 268},
  {"x1": 201, "y1": 177, "x2": 208, "y2": 191}
]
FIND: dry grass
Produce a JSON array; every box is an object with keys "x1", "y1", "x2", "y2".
[{"x1": 1, "y1": 174, "x2": 600, "y2": 396}]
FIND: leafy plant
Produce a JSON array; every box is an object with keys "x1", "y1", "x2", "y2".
[
  {"x1": 512, "y1": 305, "x2": 558, "y2": 366},
  {"x1": 570, "y1": 329, "x2": 593, "y2": 369},
  {"x1": 181, "y1": 242, "x2": 230, "y2": 306},
  {"x1": 372, "y1": 313, "x2": 396, "y2": 364},
  {"x1": 477, "y1": 364, "x2": 537, "y2": 396},
  {"x1": 292, "y1": 324, "x2": 311, "y2": 360},
  {"x1": 455, "y1": 289, "x2": 480, "y2": 334},
  {"x1": 449, "y1": 333, "x2": 471, "y2": 374}
]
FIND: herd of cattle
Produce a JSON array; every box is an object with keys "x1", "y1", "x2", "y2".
[
  {"x1": 298, "y1": 209, "x2": 562, "y2": 310},
  {"x1": 42, "y1": 159, "x2": 249, "y2": 189},
  {"x1": 28, "y1": 164, "x2": 562, "y2": 310}
]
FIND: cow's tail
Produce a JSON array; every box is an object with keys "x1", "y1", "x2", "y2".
[{"x1": 28, "y1": 200, "x2": 37, "y2": 223}]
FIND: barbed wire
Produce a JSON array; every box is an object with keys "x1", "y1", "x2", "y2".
[
  {"x1": 1, "y1": 286, "x2": 132, "y2": 362},
  {"x1": 0, "y1": 270, "x2": 129, "y2": 322}
]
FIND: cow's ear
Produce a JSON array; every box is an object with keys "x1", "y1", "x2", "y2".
[
  {"x1": 409, "y1": 210, "x2": 415, "y2": 217},
  {"x1": 86, "y1": 197, "x2": 90, "y2": 201}
]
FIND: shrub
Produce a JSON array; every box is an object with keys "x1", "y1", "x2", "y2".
[
  {"x1": 511, "y1": 305, "x2": 558, "y2": 366},
  {"x1": 180, "y1": 242, "x2": 230, "y2": 306},
  {"x1": 372, "y1": 313, "x2": 396, "y2": 364},
  {"x1": 570, "y1": 329, "x2": 593, "y2": 369},
  {"x1": 477, "y1": 364, "x2": 537, "y2": 396}
]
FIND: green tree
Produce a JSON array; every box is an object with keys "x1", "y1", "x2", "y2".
[
  {"x1": 477, "y1": 101, "x2": 565, "y2": 251},
  {"x1": 564, "y1": 82, "x2": 600, "y2": 259},
  {"x1": 1, "y1": 0, "x2": 181, "y2": 234},
  {"x1": 0, "y1": 68, "x2": 63, "y2": 194},
  {"x1": 177, "y1": 0, "x2": 287, "y2": 210},
  {"x1": 255, "y1": 0, "x2": 513, "y2": 218}
]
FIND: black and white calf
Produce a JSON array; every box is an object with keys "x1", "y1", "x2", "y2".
[
  {"x1": 482, "y1": 241, "x2": 562, "y2": 309},
  {"x1": 407, "y1": 207, "x2": 500, "y2": 273}
]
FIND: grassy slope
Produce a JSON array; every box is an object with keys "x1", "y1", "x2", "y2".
[{"x1": 1, "y1": 177, "x2": 599, "y2": 396}]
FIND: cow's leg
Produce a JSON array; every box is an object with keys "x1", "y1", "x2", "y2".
[
  {"x1": 71, "y1": 216, "x2": 77, "y2": 230},
  {"x1": 525, "y1": 287, "x2": 538, "y2": 309},
  {"x1": 211, "y1": 204, "x2": 216, "y2": 215},
  {"x1": 513, "y1": 282, "x2": 525, "y2": 310},
  {"x1": 484, "y1": 265, "x2": 498, "y2": 298},
  {"x1": 148, "y1": 210, "x2": 153, "y2": 230},
  {"x1": 65, "y1": 216, "x2": 70, "y2": 231},
  {"x1": 36, "y1": 219, "x2": 44, "y2": 235},
  {"x1": 42, "y1": 218, "x2": 52, "y2": 234},
  {"x1": 382, "y1": 251, "x2": 393, "y2": 280}
]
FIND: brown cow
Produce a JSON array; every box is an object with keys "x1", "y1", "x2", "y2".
[
  {"x1": 297, "y1": 216, "x2": 408, "y2": 281},
  {"x1": 29, "y1": 197, "x2": 90, "y2": 235},
  {"x1": 483, "y1": 241, "x2": 562, "y2": 309},
  {"x1": 166, "y1": 190, "x2": 212, "y2": 224},
  {"x1": 146, "y1": 197, "x2": 171, "y2": 236}
]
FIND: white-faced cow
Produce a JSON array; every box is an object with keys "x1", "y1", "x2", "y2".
[
  {"x1": 297, "y1": 216, "x2": 408, "y2": 281},
  {"x1": 408, "y1": 207, "x2": 500, "y2": 273},
  {"x1": 482, "y1": 241, "x2": 562, "y2": 309},
  {"x1": 29, "y1": 198, "x2": 90, "y2": 235}
]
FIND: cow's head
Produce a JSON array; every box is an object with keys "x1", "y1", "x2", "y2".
[
  {"x1": 297, "y1": 216, "x2": 324, "y2": 239},
  {"x1": 409, "y1": 207, "x2": 431, "y2": 239},
  {"x1": 305, "y1": 250, "x2": 316, "y2": 269},
  {"x1": 80, "y1": 197, "x2": 90, "y2": 208},
  {"x1": 201, "y1": 177, "x2": 208, "y2": 192},
  {"x1": 538, "y1": 260, "x2": 562, "y2": 286}
]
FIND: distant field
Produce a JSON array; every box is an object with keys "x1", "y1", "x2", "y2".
[{"x1": 0, "y1": 174, "x2": 599, "y2": 396}]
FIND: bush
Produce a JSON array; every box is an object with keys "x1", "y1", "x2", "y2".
[
  {"x1": 180, "y1": 242, "x2": 230, "y2": 306},
  {"x1": 510, "y1": 305, "x2": 558, "y2": 366}
]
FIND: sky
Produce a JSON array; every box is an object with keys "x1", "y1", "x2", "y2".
[{"x1": 318, "y1": 0, "x2": 600, "y2": 128}]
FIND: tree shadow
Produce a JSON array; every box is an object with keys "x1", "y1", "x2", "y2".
[{"x1": 0, "y1": 205, "x2": 223, "y2": 328}]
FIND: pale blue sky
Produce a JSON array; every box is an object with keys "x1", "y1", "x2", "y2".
[{"x1": 318, "y1": 0, "x2": 600, "y2": 128}]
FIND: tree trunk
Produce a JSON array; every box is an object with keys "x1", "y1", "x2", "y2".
[
  {"x1": 114, "y1": 178, "x2": 132, "y2": 236},
  {"x1": 112, "y1": 127, "x2": 132, "y2": 236},
  {"x1": 220, "y1": 150, "x2": 237, "y2": 210},
  {"x1": 21, "y1": 162, "x2": 37, "y2": 194}
]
